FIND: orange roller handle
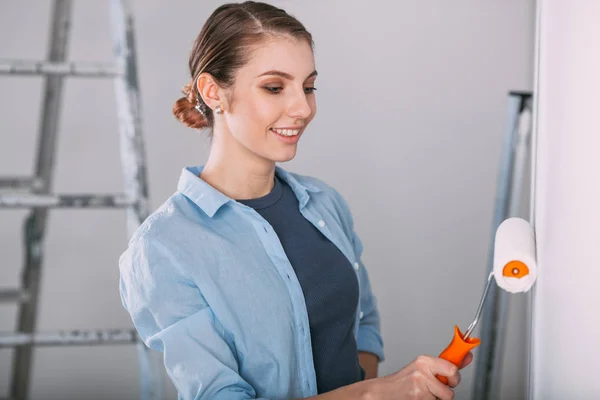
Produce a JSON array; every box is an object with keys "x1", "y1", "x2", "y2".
[{"x1": 436, "y1": 325, "x2": 481, "y2": 385}]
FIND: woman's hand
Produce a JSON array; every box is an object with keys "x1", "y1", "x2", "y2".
[
  {"x1": 459, "y1": 352, "x2": 473, "y2": 369},
  {"x1": 357, "y1": 354, "x2": 468, "y2": 400},
  {"x1": 308, "y1": 352, "x2": 473, "y2": 400}
]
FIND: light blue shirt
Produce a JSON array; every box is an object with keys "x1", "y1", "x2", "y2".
[{"x1": 119, "y1": 165, "x2": 384, "y2": 400}]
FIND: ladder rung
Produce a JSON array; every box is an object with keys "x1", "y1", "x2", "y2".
[
  {"x1": 0, "y1": 60, "x2": 123, "y2": 77},
  {"x1": 0, "y1": 177, "x2": 43, "y2": 191},
  {"x1": 0, "y1": 194, "x2": 136, "y2": 208},
  {"x1": 0, "y1": 329, "x2": 138, "y2": 348},
  {"x1": 0, "y1": 289, "x2": 30, "y2": 304}
]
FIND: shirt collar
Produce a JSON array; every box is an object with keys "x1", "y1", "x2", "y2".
[
  {"x1": 177, "y1": 165, "x2": 321, "y2": 218},
  {"x1": 274, "y1": 166, "x2": 322, "y2": 209}
]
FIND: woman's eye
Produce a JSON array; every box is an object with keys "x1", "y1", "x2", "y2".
[
  {"x1": 264, "y1": 86, "x2": 283, "y2": 94},
  {"x1": 263, "y1": 86, "x2": 317, "y2": 95}
]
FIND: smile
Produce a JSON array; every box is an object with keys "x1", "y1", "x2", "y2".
[{"x1": 271, "y1": 128, "x2": 300, "y2": 137}]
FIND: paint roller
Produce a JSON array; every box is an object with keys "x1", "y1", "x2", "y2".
[{"x1": 435, "y1": 217, "x2": 537, "y2": 384}]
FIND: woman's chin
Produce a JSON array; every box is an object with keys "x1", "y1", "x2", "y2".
[{"x1": 270, "y1": 148, "x2": 298, "y2": 163}]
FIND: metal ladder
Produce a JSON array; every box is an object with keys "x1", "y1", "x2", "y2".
[
  {"x1": 470, "y1": 91, "x2": 533, "y2": 400},
  {"x1": 0, "y1": 1, "x2": 162, "y2": 399}
]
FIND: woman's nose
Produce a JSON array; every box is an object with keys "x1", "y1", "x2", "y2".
[{"x1": 287, "y1": 89, "x2": 313, "y2": 119}]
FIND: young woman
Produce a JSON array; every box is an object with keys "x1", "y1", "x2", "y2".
[{"x1": 119, "y1": 2, "x2": 470, "y2": 399}]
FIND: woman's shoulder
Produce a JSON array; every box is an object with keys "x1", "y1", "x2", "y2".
[
  {"x1": 119, "y1": 191, "x2": 216, "y2": 281},
  {"x1": 124, "y1": 190, "x2": 220, "y2": 267}
]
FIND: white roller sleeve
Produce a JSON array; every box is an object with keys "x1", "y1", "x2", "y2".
[{"x1": 493, "y1": 217, "x2": 537, "y2": 293}]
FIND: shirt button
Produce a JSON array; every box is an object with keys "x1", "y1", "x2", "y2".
[
  {"x1": 353, "y1": 262, "x2": 360, "y2": 270},
  {"x1": 360, "y1": 311, "x2": 364, "y2": 319},
  {"x1": 317, "y1": 220, "x2": 325, "y2": 228}
]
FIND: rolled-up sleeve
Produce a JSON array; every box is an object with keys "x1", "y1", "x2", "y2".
[
  {"x1": 118, "y1": 236, "x2": 262, "y2": 400},
  {"x1": 350, "y1": 231, "x2": 385, "y2": 362}
]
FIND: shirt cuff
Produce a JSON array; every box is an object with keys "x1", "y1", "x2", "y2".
[{"x1": 357, "y1": 324, "x2": 385, "y2": 362}]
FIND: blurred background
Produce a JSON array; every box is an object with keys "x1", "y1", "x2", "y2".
[{"x1": 1, "y1": 1, "x2": 536, "y2": 399}]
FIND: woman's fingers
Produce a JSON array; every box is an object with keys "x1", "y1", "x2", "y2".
[
  {"x1": 427, "y1": 356, "x2": 461, "y2": 388},
  {"x1": 460, "y1": 351, "x2": 473, "y2": 369}
]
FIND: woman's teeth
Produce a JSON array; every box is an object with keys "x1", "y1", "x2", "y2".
[{"x1": 272, "y1": 128, "x2": 300, "y2": 137}]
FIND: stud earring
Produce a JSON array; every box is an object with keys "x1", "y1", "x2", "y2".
[{"x1": 215, "y1": 105, "x2": 223, "y2": 114}]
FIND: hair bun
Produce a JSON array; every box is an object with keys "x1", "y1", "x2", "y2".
[
  {"x1": 173, "y1": 82, "x2": 208, "y2": 129},
  {"x1": 182, "y1": 81, "x2": 196, "y2": 103}
]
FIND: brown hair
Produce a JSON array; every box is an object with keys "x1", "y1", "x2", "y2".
[{"x1": 173, "y1": 1, "x2": 313, "y2": 132}]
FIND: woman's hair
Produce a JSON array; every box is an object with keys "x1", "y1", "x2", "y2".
[{"x1": 173, "y1": 1, "x2": 313, "y2": 132}]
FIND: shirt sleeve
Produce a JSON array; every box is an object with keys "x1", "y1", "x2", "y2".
[
  {"x1": 330, "y1": 188, "x2": 385, "y2": 362},
  {"x1": 118, "y1": 236, "x2": 265, "y2": 400},
  {"x1": 352, "y1": 233, "x2": 385, "y2": 362}
]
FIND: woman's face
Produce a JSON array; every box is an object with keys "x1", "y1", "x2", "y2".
[{"x1": 221, "y1": 36, "x2": 317, "y2": 163}]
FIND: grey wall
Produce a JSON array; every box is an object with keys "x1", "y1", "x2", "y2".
[{"x1": 0, "y1": 1, "x2": 535, "y2": 399}]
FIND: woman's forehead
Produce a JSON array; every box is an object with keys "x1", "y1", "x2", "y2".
[{"x1": 239, "y1": 37, "x2": 315, "y2": 80}]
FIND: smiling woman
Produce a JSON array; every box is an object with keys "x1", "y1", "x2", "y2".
[
  {"x1": 118, "y1": 2, "x2": 466, "y2": 400},
  {"x1": 197, "y1": 37, "x2": 317, "y2": 165}
]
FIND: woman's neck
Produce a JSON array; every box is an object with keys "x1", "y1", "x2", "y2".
[{"x1": 200, "y1": 135, "x2": 276, "y2": 200}]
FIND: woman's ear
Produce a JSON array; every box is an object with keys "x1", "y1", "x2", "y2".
[{"x1": 196, "y1": 73, "x2": 225, "y2": 112}]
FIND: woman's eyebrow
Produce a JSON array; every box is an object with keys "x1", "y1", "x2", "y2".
[{"x1": 256, "y1": 70, "x2": 318, "y2": 80}]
